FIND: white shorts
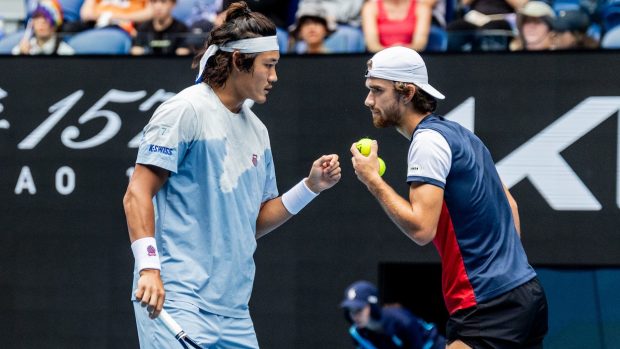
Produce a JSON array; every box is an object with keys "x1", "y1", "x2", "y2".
[{"x1": 133, "y1": 299, "x2": 259, "y2": 349}]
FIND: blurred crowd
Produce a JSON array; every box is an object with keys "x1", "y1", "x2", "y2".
[{"x1": 0, "y1": 0, "x2": 619, "y2": 55}]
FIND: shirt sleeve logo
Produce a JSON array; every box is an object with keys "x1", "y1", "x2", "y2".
[
  {"x1": 148, "y1": 144, "x2": 175, "y2": 156},
  {"x1": 252, "y1": 154, "x2": 258, "y2": 167},
  {"x1": 409, "y1": 163, "x2": 422, "y2": 173}
]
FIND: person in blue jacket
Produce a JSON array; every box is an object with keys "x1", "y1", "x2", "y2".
[{"x1": 341, "y1": 280, "x2": 445, "y2": 349}]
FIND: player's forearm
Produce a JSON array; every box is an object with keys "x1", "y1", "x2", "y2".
[
  {"x1": 366, "y1": 179, "x2": 433, "y2": 245},
  {"x1": 124, "y1": 184, "x2": 163, "y2": 273},
  {"x1": 123, "y1": 187, "x2": 156, "y2": 242},
  {"x1": 255, "y1": 197, "x2": 293, "y2": 239}
]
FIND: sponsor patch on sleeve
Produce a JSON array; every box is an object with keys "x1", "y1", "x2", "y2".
[
  {"x1": 409, "y1": 163, "x2": 423, "y2": 174},
  {"x1": 147, "y1": 144, "x2": 175, "y2": 156}
]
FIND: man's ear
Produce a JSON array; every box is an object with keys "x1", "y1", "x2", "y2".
[
  {"x1": 403, "y1": 84, "x2": 416, "y2": 103},
  {"x1": 232, "y1": 51, "x2": 242, "y2": 72}
]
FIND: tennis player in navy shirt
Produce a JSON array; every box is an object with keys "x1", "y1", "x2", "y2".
[{"x1": 350, "y1": 46, "x2": 548, "y2": 349}]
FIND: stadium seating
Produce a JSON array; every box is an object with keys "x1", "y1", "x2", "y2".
[
  {"x1": 276, "y1": 27, "x2": 289, "y2": 53},
  {"x1": 58, "y1": 0, "x2": 84, "y2": 23},
  {"x1": 325, "y1": 25, "x2": 365, "y2": 53},
  {"x1": 172, "y1": 0, "x2": 193, "y2": 23},
  {"x1": 0, "y1": 31, "x2": 25, "y2": 54},
  {"x1": 2, "y1": 0, "x2": 27, "y2": 34},
  {"x1": 553, "y1": 0, "x2": 582, "y2": 12},
  {"x1": 426, "y1": 25, "x2": 448, "y2": 52},
  {"x1": 601, "y1": 24, "x2": 620, "y2": 47},
  {"x1": 289, "y1": 25, "x2": 365, "y2": 54},
  {"x1": 67, "y1": 27, "x2": 131, "y2": 54},
  {"x1": 601, "y1": 3, "x2": 620, "y2": 32}
]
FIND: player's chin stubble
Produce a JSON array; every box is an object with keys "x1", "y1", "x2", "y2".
[{"x1": 372, "y1": 103, "x2": 401, "y2": 128}]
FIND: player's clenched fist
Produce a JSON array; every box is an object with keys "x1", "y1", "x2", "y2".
[
  {"x1": 135, "y1": 269, "x2": 165, "y2": 319},
  {"x1": 306, "y1": 154, "x2": 342, "y2": 193}
]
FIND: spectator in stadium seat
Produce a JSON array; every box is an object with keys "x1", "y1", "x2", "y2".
[
  {"x1": 53, "y1": 0, "x2": 87, "y2": 32},
  {"x1": 13, "y1": 0, "x2": 75, "y2": 55},
  {"x1": 341, "y1": 280, "x2": 446, "y2": 349},
  {"x1": 551, "y1": 9, "x2": 599, "y2": 49},
  {"x1": 510, "y1": 1, "x2": 555, "y2": 50},
  {"x1": 298, "y1": 0, "x2": 364, "y2": 27},
  {"x1": 296, "y1": 0, "x2": 367, "y2": 53},
  {"x1": 288, "y1": 2, "x2": 336, "y2": 53},
  {"x1": 446, "y1": 0, "x2": 526, "y2": 51},
  {"x1": 131, "y1": 0, "x2": 191, "y2": 55},
  {"x1": 79, "y1": 0, "x2": 154, "y2": 35},
  {"x1": 361, "y1": 0, "x2": 436, "y2": 53}
]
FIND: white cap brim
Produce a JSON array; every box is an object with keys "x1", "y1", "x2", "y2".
[{"x1": 416, "y1": 82, "x2": 445, "y2": 100}]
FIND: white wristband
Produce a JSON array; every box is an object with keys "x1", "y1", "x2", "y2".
[
  {"x1": 131, "y1": 237, "x2": 161, "y2": 271},
  {"x1": 281, "y1": 178, "x2": 319, "y2": 215}
]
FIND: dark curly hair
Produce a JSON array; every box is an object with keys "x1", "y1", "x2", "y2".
[
  {"x1": 394, "y1": 81, "x2": 437, "y2": 114},
  {"x1": 192, "y1": 1, "x2": 277, "y2": 87}
]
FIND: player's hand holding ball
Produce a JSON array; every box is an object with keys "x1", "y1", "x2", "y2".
[
  {"x1": 351, "y1": 138, "x2": 387, "y2": 186},
  {"x1": 353, "y1": 138, "x2": 386, "y2": 176},
  {"x1": 356, "y1": 137, "x2": 373, "y2": 156},
  {"x1": 377, "y1": 157, "x2": 386, "y2": 177}
]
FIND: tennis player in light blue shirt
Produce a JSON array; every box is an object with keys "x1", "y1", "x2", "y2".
[{"x1": 123, "y1": 3, "x2": 341, "y2": 348}]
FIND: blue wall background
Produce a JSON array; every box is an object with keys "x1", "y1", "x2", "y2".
[{"x1": 537, "y1": 268, "x2": 620, "y2": 349}]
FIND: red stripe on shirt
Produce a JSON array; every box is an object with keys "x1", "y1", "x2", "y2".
[{"x1": 433, "y1": 201, "x2": 478, "y2": 314}]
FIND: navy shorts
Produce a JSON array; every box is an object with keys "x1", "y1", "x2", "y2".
[{"x1": 446, "y1": 277, "x2": 548, "y2": 349}]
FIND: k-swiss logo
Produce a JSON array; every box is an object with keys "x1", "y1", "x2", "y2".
[
  {"x1": 148, "y1": 144, "x2": 174, "y2": 155},
  {"x1": 146, "y1": 245, "x2": 156, "y2": 257},
  {"x1": 252, "y1": 154, "x2": 258, "y2": 167}
]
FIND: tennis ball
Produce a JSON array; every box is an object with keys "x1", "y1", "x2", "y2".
[
  {"x1": 378, "y1": 157, "x2": 386, "y2": 176},
  {"x1": 356, "y1": 138, "x2": 373, "y2": 156}
]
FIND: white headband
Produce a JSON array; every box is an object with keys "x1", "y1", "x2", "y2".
[{"x1": 195, "y1": 36, "x2": 279, "y2": 83}]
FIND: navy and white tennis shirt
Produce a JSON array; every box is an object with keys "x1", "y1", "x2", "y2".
[{"x1": 407, "y1": 114, "x2": 536, "y2": 315}]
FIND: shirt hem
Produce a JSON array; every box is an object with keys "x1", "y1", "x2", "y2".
[
  {"x1": 475, "y1": 272, "x2": 537, "y2": 304},
  {"x1": 407, "y1": 176, "x2": 446, "y2": 189}
]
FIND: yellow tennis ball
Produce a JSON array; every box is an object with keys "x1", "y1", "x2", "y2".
[
  {"x1": 378, "y1": 157, "x2": 386, "y2": 176},
  {"x1": 356, "y1": 138, "x2": 373, "y2": 156}
]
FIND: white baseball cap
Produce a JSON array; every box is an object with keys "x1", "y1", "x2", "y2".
[{"x1": 365, "y1": 46, "x2": 445, "y2": 100}]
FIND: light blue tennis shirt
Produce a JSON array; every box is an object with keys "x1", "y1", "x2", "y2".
[{"x1": 132, "y1": 84, "x2": 278, "y2": 319}]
